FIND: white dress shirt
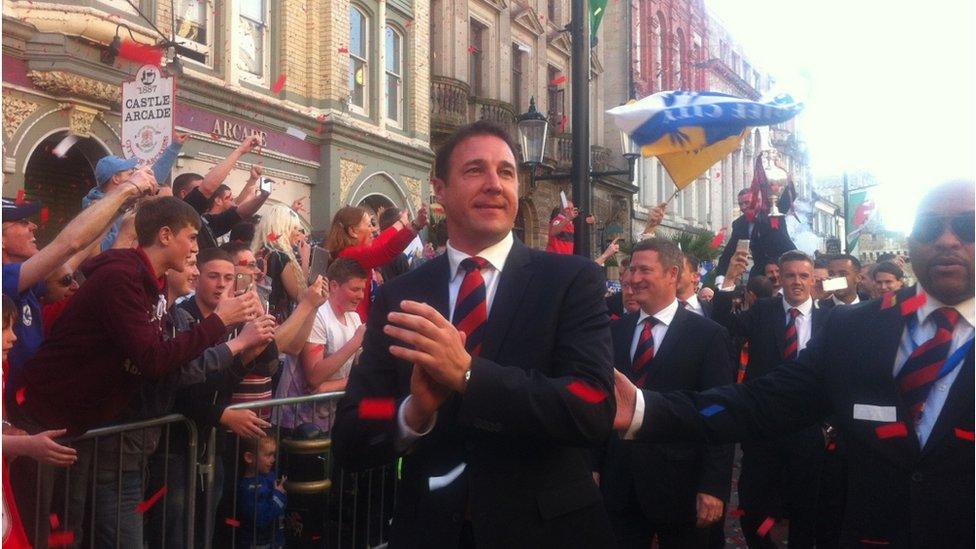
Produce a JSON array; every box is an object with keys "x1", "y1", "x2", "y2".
[
  {"x1": 679, "y1": 293, "x2": 704, "y2": 317},
  {"x1": 398, "y1": 232, "x2": 515, "y2": 444},
  {"x1": 783, "y1": 295, "x2": 815, "y2": 352},
  {"x1": 832, "y1": 293, "x2": 860, "y2": 306},
  {"x1": 624, "y1": 299, "x2": 679, "y2": 439},
  {"x1": 892, "y1": 291, "x2": 975, "y2": 447}
]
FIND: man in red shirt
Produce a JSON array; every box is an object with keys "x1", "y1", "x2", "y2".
[{"x1": 546, "y1": 202, "x2": 578, "y2": 255}]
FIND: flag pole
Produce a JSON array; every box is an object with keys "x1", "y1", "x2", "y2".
[{"x1": 665, "y1": 187, "x2": 681, "y2": 205}]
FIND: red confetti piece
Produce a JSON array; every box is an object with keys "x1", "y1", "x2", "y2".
[
  {"x1": 859, "y1": 539, "x2": 891, "y2": 546},
  {"x1": 729, "y1": 508, "x2": 745, "y2": 518},
  {"x1": 875, "y1": 422, "x2": 908, "y2": 439},
  {"x1": 40, "y1": 207, "x2": 50, "y2": 224},
  {"x1": 358, "y1": 397, "x2": 396, "y2": 420},
  {"x1": 315, "y1": 124, "x2": 325, "y2": 134},
  {"x1": 756, "y1": 516, "x2": 775, "y2": 537},
  {"x1": 709, "y1": 227, "x2": 727, "y2": 249},
  {"x1": 210, "y1": 132, "x2": 220, "y2": 140},
  {"x1": 338, "y1": 46, "x2": 349, "y2": 53},
  {"x1": 15, "y1": 189, "x2": 25, "y2": 206},
  {"x1": 271, "y1": 74, "x2": 287, "y2": 94},
  {"x1": 49, "y1": 513, "x2": 60, "y2": 529},
  {"x1": 15, "y1": 387, "x2": 26, "y2": 405},
  {"x1": 954, "y1": 428, "x2": 975, "y2": 441},
  {"x1": 467, "y1": 45, "x2": 478, "y2": 54},
  {"x1": 224, "y1": 517, "x2": 241, "y2": 528},
  {"x1": 316, "y1": 114, "x2": 328, "y2": 122},
  {"x1": 899, "y1": 291, "x2": 927, "y2": 317},
  {"x1": 48, "y1": 531, "x2": 75, "y2": 547},
  {"x1": 566, "y1": 381, "x2": 607, "y2": 404},
  {"x1": 559, "y1": 115, "x2": 569, "y2": 133},
  {"x1": 266, "y1": 232, "x2": 280, "y2": 242},
  {"x1": 136, "y1": 485, "x2": 168, "y2": 514},
  {"x1": 550, "y1": 74, "x2": 567, "y2": 86},
  {"x1": 117, "y1": 39, "x2": 163, "y2": 66}
]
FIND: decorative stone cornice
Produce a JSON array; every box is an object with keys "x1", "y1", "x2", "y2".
[
  {"x1": 3, "y1": 97, "x2": 38, "y2": 140},
  {"x1": 27, "y1": 70, "x2": 120, "y2": 105},
  {"x1": 402, "y1": 175, "x2": 424, "y2": 208},
  {"x1": 58, "y1": 103, "x2": 100, "y2": 137}
]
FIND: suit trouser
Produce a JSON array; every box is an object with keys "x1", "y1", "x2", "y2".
[
  {"x1": 608, "y1": 483, "x2": 712, "y2": 549},
  {"x1": 738, "y1": 427, "x2": 823, "y2": 549}
]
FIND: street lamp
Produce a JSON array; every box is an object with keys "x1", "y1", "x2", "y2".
[{"x1": 516, "y1": 97, "x2": 548, "y2": 168}]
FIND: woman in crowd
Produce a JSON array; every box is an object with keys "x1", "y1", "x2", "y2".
[
  {"x1": 251, "y1": 204, "x2": 308, "y2": 322},
  {"x1": 325, "y1": 205, "x2": 427, "y2": 321}
]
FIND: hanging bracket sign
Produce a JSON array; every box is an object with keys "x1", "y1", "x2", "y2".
[{"x1": 121, "y1": 64, "x2": 174, "y2": 166}]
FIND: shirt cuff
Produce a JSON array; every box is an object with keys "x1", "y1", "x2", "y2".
[
  {"x1": 623, "y1": 389, "x2": 645, "y2": 440},
  {"x1": 396, "y1": 395, "x2": 437, "y2": 449}
]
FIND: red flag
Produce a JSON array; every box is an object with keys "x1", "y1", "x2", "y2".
[
  {"x1": 118, "y1": 40, "x2": 163, "y2": 66},
  {"x1": 709, "y1": 227, "x2": 727, "y2": 249},
  {"x1": 745, "y1": 155, "x2": 767, "y2": 223}
]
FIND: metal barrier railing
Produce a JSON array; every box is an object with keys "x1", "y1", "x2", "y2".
[{"x1": 12, "y1": 391, "x2": 397, "y2": 549}]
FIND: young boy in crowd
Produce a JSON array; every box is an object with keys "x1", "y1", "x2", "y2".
[{"x1": 236, "y1": 435, "x2": 287, "y2": 549}]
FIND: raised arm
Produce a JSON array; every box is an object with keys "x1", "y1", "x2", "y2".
[{"x1": 199, "y1": 135, "x2": 263, "y2": 198}]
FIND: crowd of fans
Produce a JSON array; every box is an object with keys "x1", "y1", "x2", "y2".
[{"x1": 0, "y1": 131, "x2": 922, "y2": 548}]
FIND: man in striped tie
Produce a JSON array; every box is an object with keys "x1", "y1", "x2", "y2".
[
  {"x1": 613, "y1": 180, "x2": 975, "y2": 548},
  {"x1": 333, "y1": 121, "x2": 616, "y2": 548}
]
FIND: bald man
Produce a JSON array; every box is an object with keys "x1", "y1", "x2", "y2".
[{"x1": 614, "y1": 180, "x2": 975, "y2": 548}]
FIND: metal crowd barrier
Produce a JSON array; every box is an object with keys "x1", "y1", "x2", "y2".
[{"x1": 14, "y1": 392, "x2": 397, "y2": 549}]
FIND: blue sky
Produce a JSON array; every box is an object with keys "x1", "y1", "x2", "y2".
[{"x1": 707, "y1": 0, "x2": 975, "y2": 233}]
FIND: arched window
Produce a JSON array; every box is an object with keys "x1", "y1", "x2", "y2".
[
  {"x1": 349, "y1": 6, "x2": 369, "y2": 113},
  {"x1": 654, "y1": 13, "x2": 666, "y2": 90},
  {"x1": 675, "y1": 28, "x2": 684, "y2": 89},
  {"x1": 385, "y1": 25, "x2": 403, "y2": 125}
]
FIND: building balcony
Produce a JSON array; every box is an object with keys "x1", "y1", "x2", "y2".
[
  {"x1": 591, "y1": 145, "x2": 613, "y2": 172},
  {"x1": 469, "y1": 96, "x2": 517, "y2": 138},
  {"x1": 430, "y1": 76, "x2": 470, "y2": 137},
  {"x1": 544, "y1": 132, "x2": 573, "y2": 170}
]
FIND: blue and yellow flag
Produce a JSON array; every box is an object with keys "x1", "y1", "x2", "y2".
[{"x1": 607, "y1": 91, "x2": 803, "y2": 188}]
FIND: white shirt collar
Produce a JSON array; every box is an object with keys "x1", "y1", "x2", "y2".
[
  {"x1": 637, "y1": 298, "x2": 680, "y2": 327},
  {"x1": 782, "y1": 295, "x2": 814, "y2": 317},
  {"x1": 916, "y1": 288, "x2": 976, "y2": 328},
  {"x1": 446, "y1": 232, "x2": 515, "y2": 281},
  {"x1": 832, "y1": 294, "x2": 859, "y2": 306},
  {"x1": 680, "y1": 293, "x2": 701, "y2": 311}
]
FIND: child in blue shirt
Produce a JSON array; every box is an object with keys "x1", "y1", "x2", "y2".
[{"x1": 236, "y1": 435, "x2": 287, "y2": 548}]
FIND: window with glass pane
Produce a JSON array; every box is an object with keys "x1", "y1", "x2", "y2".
[
  {"x1": 239, "y1": 0, "x2": 266, "y2": 77},
  {"x1": 546, "y1": 65, "x2": 565, "y2": 129},
  {"x1": 385, "y1": 26, "x2": 402, "y2": 123},
  {"x1": 512, "y1": 44, "x2": 523, "y2": 112},
  {"x1": 349, "y1": 7, "x2": 369, "y2": 110},
  {"x1": 469, "y1": 20, "x2": 486, "y2": 96}
]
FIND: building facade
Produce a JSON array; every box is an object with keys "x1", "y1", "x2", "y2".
[
  {"x1": 2, "y1": 0, "x2": 432, "y2": 243},
  {"x1": 428, "y1": 0, "x2": 635, "y2": 251}
]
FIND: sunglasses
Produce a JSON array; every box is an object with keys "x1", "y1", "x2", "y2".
[
  {"x1": 56, "y1": 272, "x2": 81, "y2": 288},
  {"x1": 911, "y1": 212, "x2": 975, "y2": 244}
]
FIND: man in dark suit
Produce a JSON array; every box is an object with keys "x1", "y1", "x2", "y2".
[
  {"x1": 613, "y1": 180, "x2": 975, "y2": 548},
  {"x1": 677, "y1": 253, "x2": 713, "y2": 319},
  {"x1": 600, "y1": 238, "x2": 733, "y2": 547},
  {"x1": 716, "y1": 189, "x2": 795, "y2": 280},
  {"x1": 332, "y1": 121, "x2": 615, "y2": 548},
  {"x1": 820, "y1": 254, "x2": 870, "y2": 309},
  {"x1": 713, "y1": 249, "x2": 831, "y2": 547}
]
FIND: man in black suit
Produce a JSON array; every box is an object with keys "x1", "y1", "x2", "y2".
[
  {"x1": 613, "y1": 180, "x2": 975, "y2": 548},
  {"x1": 677, "y1": 253, "x2": 713, "y2": 319},
  {"x1": 600, "y1": 238, "x2": 733, "y2": 548},
  {"x1": 713, "y1": 249, "x2": 831, "y2": 547},
  {"x1": 332, "y1": 121, "x2": 615, "y2": 548},
  {"x1": 820, "y1": 254, "x2": 869, "y2": 309},
  {"x1": 716, "y1": 189, "x2": 795, "y2": 280}
]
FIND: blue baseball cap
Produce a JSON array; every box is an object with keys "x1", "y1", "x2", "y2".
[
  {"x1": 95, "y1": 155, "x2": 139, "y2": 187},
  {"x1": 2, "y1": 198, "x2": 42, "y2": 221}
]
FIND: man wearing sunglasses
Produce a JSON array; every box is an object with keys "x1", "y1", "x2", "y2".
[{"x1": 614, "y1": 180, "x2": 975, "y2": 548}]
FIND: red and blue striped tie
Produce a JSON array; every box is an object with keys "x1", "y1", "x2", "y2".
[
  {"x1": 783, "y1": 308, "x2": 800, "y2": 359},
  {"x1": 897, "y1": 307, "x2": 959, "y2": 423},
  {"x1": 453, "y1": 257, "x2": 488, "y2": 356},
  {"x1": 632, "y1": 317, "x2": 658, "y2": 387}
]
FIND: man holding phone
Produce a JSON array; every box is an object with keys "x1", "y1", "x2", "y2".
[{"x1": 821, "y1": 254, "x2": 866, "y2": 309}]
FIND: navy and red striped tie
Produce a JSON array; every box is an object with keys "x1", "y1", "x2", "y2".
[
  {"x1": 783, "y1": 308, "x2": 800, "y2": 359},
  {"x1": 453, "y1": 257, "x2": 489, "y2": 356},
  {"x1": 632, "y1": 317, "x2": 658, "y2": 387},
  {"x1": 897, "y1": 307, "x2": 959, "y2": 423}
]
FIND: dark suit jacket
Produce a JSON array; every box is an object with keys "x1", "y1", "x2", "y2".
[
  {"x1": 637, "y1": 286, "x2": 975, "y2": 548},
  {"x1": 712, "y1": 291, "x2": 828, "y2": 382},
  {"x1": 601, "y1": 307, "x2": 734, "y2": 524},
  {"x1": 716, "y1": 192, "x2": 795, "y2": 278},
  {"x1": 332, "y1": 240, "x2": 616, "y2": 548}
]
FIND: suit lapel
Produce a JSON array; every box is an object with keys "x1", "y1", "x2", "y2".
[
  {"x1": 425, "y1": 254, "x2": 452, "y2": 320},
  {"x1": 767, "y1": 298, "x2": 787, "y2": 357},
  {"x1": 615, "y1": 312, "x2": 639, "y2": 373},
  {"x1": 480, "y1": 241, "x2": 534, "y2": 360},
  {"x1": 921, "y1": 351, "x2": 974, "y2": 459},
  {"x1": 650, "y1": 306, "x2": 687, "y2": 383},
  {"x1": 870, "y1": 286, "x2": 921, "y2": 456}
]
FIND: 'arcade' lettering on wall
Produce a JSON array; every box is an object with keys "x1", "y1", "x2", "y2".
[{"x1": 211, "y1": 119, "x2": 268, "y2": 143}]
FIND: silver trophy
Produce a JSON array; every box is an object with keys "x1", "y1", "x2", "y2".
[{"x1": 762, "y1": 149, "x2": 788, "y2": 218}]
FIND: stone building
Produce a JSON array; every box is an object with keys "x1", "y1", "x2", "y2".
[{"x1": 2, "y1": 0, "x2": 432, "y2": 241}]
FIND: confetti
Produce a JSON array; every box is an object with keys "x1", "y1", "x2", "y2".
[
  {"x1": 285, "y1": 127, "x2": 308, "y2": 141},
  {"x1": 757, "y1": 516, "x2": 775, "y2": 537},
  {"x1": 709, "y1": 227, "x2": 727, "y2": 249},
  {"x1": 699, "y1": 404, "x2": 725, "y2": 417},
  {"x1": 210, "y1": 132, "x2": 220, "y2": 140},
  {"x1": 271, "y1": 74, "x2": 287, "y2": 94},
  {"x1": 316, "y1": 114, "x2": 328, "y2": 122},
  {"x1": 117, "y1": 40, "x2": 163, "y2": 65},
  {"x1": 15, "y1": 386, "x2": 26, "y2": 405},
  {"x1": 224, "y1": 517, "x2": 241, "y2": 528},
  {"x1": 52, "y1": 134, "x2": 80, "y2": 158},
  {"x1": 40, "y1": 207, "x2": 50, "y2": 224},
  {"x1": 136, "y1": 485, "x2": 168, "y2": 514},
  {"x1": 550, "y1": 74, "x2": 567, "y2": 86},
  {"x1": 954, "y1": 428, "x2": 974, "y2": 441},
  {"x1": 15, "y1": 189, "x2": 25, "y2": 206},
  {"x1": 48, "y1": 531, "x2": 75, "y2": 547},
  {"x1": 566, "y1": 381, "x2": 607, "y2": 404},
  {"x1": 467, "y1": 45, "x2": 478, "y2": 54},
  {"x1": 49, "y1": 513, "x2": 60, "y2": 529},
  {"x1": 266, "y1": 232, "x2": 280, "y2": 242},
  {"x1": 358, "y1": 397, "x2": 396, "y2": 420},
  {"x1": 338, "y1": 46, "x2": 349, "y2": 53},
  {"x1": 875, "y1": 422, "x2": 908, "y2": 439},
  {"x1": 729, "y1": 508, "x2": 745, "y2": 518}
]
